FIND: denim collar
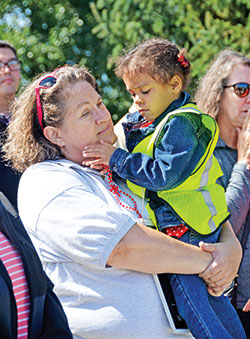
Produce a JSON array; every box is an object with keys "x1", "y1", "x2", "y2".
[
  {"x1": 154, "y1": 91, "x2": 191, "y2": 126},
  {"x1": 216, "y1": 137, "x2": 226, "y2": 148},
  {"x1": 216, "y1": 137, "x2": 235, "y2": 151},
  {"x1": 126, "y1": 91, "x2": 191, "y2": 127}
]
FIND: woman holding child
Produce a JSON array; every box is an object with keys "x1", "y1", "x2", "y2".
[{"x1": 3, "y1": 46, "x2": 244, "y2": 337}]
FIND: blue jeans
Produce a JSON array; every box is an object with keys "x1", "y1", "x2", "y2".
[{"x1": 168, "y1": 228, "x2": 246, "y2": 338}]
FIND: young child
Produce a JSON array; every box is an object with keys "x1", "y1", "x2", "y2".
[{"x1": 82, "y1": 38, "x2": 246, "y2": 338}]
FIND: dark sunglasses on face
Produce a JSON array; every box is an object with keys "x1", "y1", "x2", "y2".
[
  {"x1": 224, "y1": 82, "x2": 250, "y2": 98},
  {"x1": 35, "y1": 75, "x2": 57, "y2": 130},
  {"x1": 0, "y1": 59, "x2": 21, "y2": 73}
]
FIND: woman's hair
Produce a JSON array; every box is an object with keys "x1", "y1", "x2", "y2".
[
  {"x1": 3, "y1": 65, "x2": 97, "y2": 172},
  {"x1": 195, "y1": 49, "x2": 250, "y2": 119},
  {"x1": 115, "y1": 37, "x2": 191, "y2": 88}
]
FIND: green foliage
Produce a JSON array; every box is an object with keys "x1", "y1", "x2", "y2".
[
  {"x1": 0, "y1": 0, "x2": 250, "y2": 121},
  {"x1": 0, "y1": 1, "x2": 93, "y2": 76}
]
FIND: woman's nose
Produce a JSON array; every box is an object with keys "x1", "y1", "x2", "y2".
[{"x1": 95, "y1": 106, "x2": 110, "y2": 124}]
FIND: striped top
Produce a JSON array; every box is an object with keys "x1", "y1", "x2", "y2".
[{"x1": 0, "y1": 231, "x2": 30, "y2": 338}]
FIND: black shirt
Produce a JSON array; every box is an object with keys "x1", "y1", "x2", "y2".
[{"x1": 0, "y1": 120, "x2": 20, "y2": 211}]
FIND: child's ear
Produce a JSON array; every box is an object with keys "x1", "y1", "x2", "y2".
[
  {"x1": 170, "y1": 75, "x2": 183, "y2": 93},
  {"x1": 43, "y1": 126, "x2": 65, "y2": 147}
]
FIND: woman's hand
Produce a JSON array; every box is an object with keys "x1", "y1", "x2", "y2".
[
  {"x1": 198, "y1": 222, "x2": 242, "y2": 296},
  {"x1": 243, "y1": 299, "x2": 250, "y2": 312},
  {"x1": 237, "y1": 109, "x2": 250, "y2": 165}
]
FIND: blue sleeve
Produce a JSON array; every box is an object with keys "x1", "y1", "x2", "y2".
[
  {"x1": 110, "y1": 115, "x2": 206, "y2": 191},
  {"x1": 217, "y1": 162, "x2": 250, "y2": 234}
]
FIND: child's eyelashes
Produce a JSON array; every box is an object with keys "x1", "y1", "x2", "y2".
[
  {"x1": 141, "y1": 89, "x2": 150, "y2": 94},
  {"x1": 130, "y1": 89, "x2": 150, "y2": 98}
]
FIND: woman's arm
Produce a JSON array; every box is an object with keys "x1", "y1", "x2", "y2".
[
  {"x1": 228, "y1": 110, "x2": 250, "y2": 233},
  {"x1": 216, "y1": 110, "x2": 250, "y2": 234},
  {"x1": 108, "y1": 220, "x2": 242, "y2": 297},
  {"x1": 223, "y1": 163, "x2": 250, "y2": 234},
  {"x1": 108, "y1": 221, "x2": 212, "y2": 274}
]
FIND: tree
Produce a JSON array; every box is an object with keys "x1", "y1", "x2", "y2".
[
  {"x1": 1, "y1": 0, "x2": 250, "y2": 121},
  {"x1": 91, "y1": 0, "x2": 250, "y2": 117},
  {"x1": 0, "y1": 1, "x2": 97, "y2": 77},
  {"x1": 0, "y1": 0, "x2": 123, "y2": 118}
]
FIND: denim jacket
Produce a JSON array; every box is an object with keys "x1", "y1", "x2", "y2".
[{"x1": 110, "y1": 92, "x2": 211, "y2": 229}]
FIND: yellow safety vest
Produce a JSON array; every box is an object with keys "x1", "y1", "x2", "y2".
[{"x1": 127, "y1": 103, "x2": 229, "y2": 235}]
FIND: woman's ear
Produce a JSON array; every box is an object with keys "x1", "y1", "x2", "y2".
[
  {"x1": 43, "y1": 126, "x2": 65, "y2": 147},
  {"x1": 170, "y1": 75, "x2": 183, "y2": 93}
]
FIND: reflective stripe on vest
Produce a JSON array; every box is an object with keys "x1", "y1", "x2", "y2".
[
  {"x1": 127, "y1": 103, "x2": 229, "y2": 235},
  {"x1": 198, "y1": 155, "x2": 217, "y2": 231}
]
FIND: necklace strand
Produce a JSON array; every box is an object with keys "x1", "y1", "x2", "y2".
[{"x1": 105, "y1": 167, "x2": 142, "y2": 219}]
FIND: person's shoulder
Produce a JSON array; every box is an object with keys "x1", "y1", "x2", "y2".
[
  {"x1": 165, "y1": 110, "x2": 210, "y2": 138},
  {"x1": 21, "y1": 159, "x2": 101, "y2": 193},
  {"x1": 0, "y1": 192, "x2": 17, "y2": 217},
  {"x1": 24, "y1": 158, "x2": 78, "y2": 175},
  {"x1": 114, "y1": 116, "x2": 128, "y2": 150},
  {"x1": 18, "y1": 160, "x2": 97, "y2": 225}
]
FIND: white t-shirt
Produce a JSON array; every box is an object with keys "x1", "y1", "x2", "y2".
[
  {"x1": 114, "y1": 115, "x2": 127, "y2": 150},
  {"x1": 18, "y1": 159, "x2": 192, "y2": 339}
]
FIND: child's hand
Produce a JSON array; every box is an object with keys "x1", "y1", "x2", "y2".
[{"x1": 82, "y1": 140, "x2": 117, "y2": 169}]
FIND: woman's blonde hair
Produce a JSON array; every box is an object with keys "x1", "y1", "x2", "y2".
[
  {"x1": 195, "y1": 49, "x2": 250, "y2": 119},
  {"x1": 3, "y1": 65, "x2": 97, "y2": 172}
]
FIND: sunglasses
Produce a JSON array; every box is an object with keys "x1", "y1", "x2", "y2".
[
  {"x1": 224, "y1": 82, "x2": 250, "y2": 98},
  {"x1": 35, "y1": 75, "x2": 57, "y2": 130}
]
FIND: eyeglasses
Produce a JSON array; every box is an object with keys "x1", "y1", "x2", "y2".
[
  {"x1": 224, "y1": 82, "x2": 250, "y2": 98},
  {"x1": 35, "y1": 75, "x2": 57, "y2": 130},
  {"x1": 0, "y1": 59, "x2": 21, "y2": 73}
]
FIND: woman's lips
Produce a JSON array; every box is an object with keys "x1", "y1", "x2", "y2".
[{"x1": 98, "y1": 125, "x2": 110, "y2": 135}]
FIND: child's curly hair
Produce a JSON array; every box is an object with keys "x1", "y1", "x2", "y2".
[{"x1": 115, "y1": 37, "x2": 191, "y2": 88}]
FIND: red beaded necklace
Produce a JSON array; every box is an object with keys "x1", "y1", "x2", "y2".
[{"x1": 105, "y1": 167, "x2": 142, "y2": 219}]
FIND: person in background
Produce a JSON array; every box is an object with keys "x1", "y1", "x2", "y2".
[
  {"x1": 0, "y1": 191, "x2": 73, "y2": 338},
  {"x1": 3, "y1": 65, "x2": 243, "y2": 338},
  {"x1": 195, "y1": 49, "x2": 250, "y2": 337},
  {"x1": 0, "y1": 40, "x2": 21, "y2": 211},
  {"x1": 81, "y1": 38, "x2": 246, "y2": 338}
]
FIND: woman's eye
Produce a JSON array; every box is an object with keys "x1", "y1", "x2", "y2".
[
  {"x1": 141, "y1": 89, "x2": 150, "y2": 94},
  {"x1": 82, "y1": 110, "x2": 89, "y2": 117},
  {"x1": 97, "y1": 101, "x2": 105, "y2": 108}
]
